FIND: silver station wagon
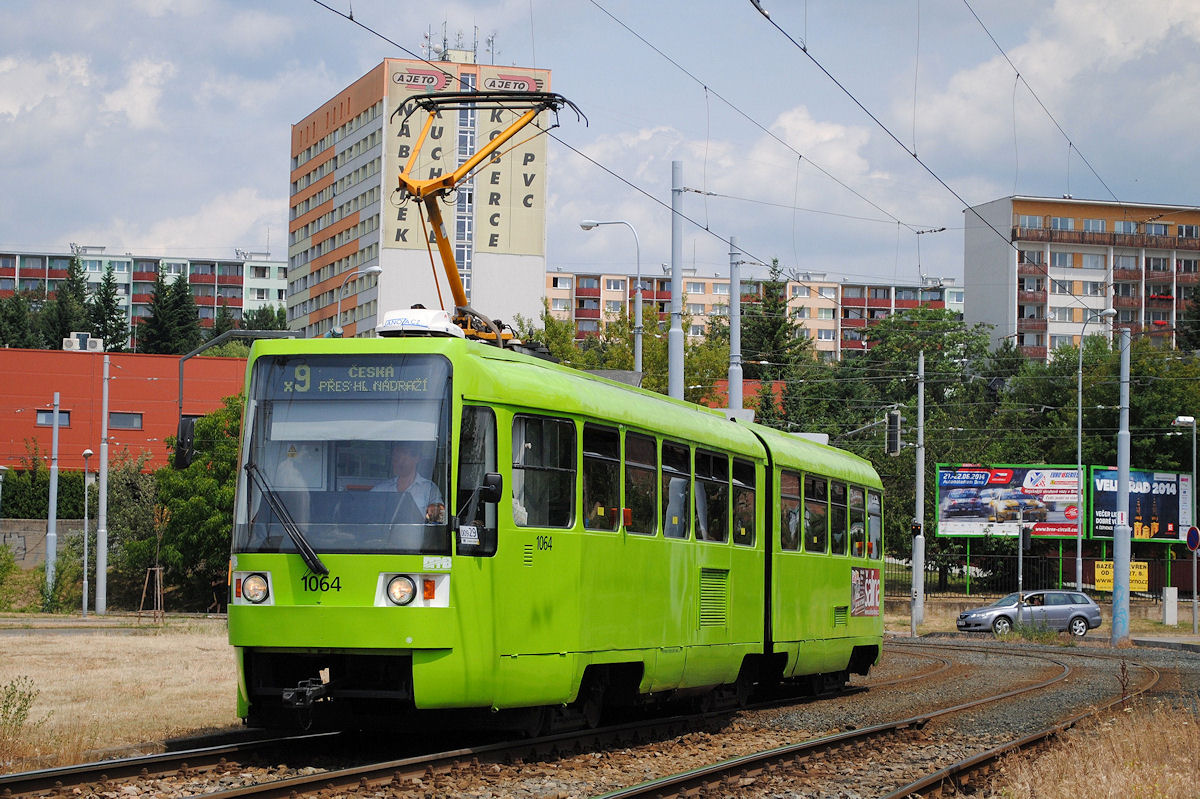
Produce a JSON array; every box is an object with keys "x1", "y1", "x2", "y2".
[{"x1": 956, "y1": 590, "x2": 1103, "y2": 637}]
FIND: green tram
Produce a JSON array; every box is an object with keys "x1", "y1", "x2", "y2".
[{"x1": 228, "y1": 322, "x2": 884, "y2": 730}]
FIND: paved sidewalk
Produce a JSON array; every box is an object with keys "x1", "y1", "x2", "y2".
[{"x1": 1131, "y1": 633, "x2": 1200, "y2": 654}]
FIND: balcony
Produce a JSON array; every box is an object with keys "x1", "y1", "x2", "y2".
[
  {"x1": 1017, "y1": 262, "x2": 1045, "y2": 276},
  {"x1": 840, "y1": 339, "x2": 866, "y2": 350},
  {"x1": 575, "y1": 286, "x2": 600, "y2": 298},
  {"x1": 1019, "y1": 345, "x2": 1048, "y2": 359},
  {"x1": 842, "y1": 296, "x2": 866, "y2": 307},
  {"x1": 189, "y1": 273, "x2": 216, "y2": 284},
  {"x1": 1013, "y1": 226, "x2": 1200, "y2": 252},
  {"x1": 1113, "y1": 268, "x2": 1142, "y2": 281},
  {"x1": 1017, "y1": 290, "x2": 1046, "y2": 304},
  {"x1": 1113, "y1": 295, "x2": 1141, "y2": 309},
  {"x1": 894, "y1": 299, "x2": 922, "y2": 309},
  {"x1": 1017, "y1": 317, "x2": 1047, "y2": 332},
  {"x1": 217, "y1": 274, "x2": 243, "y2": 286},
  {"x1": 574, "y1": 307, "x2": 601, "y2": 319},
  {"x1": 841, "y1": 317, "x2": 866, "y2": 329},
  {"x1": 1178, "y1": 272, "x2": 1200, "y2": 285},
  {"x1": 132, "y1": 293, "x2": 153, "y2": 304},
  {"x1": 132, "y1": 271, "x2": 158, "y2": 282},
  {"x1": 866, "y1": 297, "x2": 892, "y2": 308}
]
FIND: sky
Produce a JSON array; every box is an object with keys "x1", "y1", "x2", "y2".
[{"x1": 2, "y1": 0, "x2": 1199, "y2": 288}]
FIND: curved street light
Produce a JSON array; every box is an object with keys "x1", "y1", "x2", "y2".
[
  {"x1": 328, "y1": 264, "x2": 384, "y2": 338},
  {"x1": 1076, "y1": 307, "x2": 1117, "y2": 590},
  {"x1": 580, "y1": 220, "x2": 642, "y2": 374}
]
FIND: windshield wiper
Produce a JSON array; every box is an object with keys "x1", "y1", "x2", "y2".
[{"x1": 245, "y1": 461, "x2": 329, "y2": 576}]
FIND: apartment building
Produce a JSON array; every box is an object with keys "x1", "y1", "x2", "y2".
[
  {"x1": 287, "y1": 52, "x2": 552, "y2": 338},
  {"x1": 0, "y1": 245, "x2": 287, "y2": 348},
  {"x1": 545, "y1": 268, "x2": 957, "y2": 361},
  {"x1": 965, "y1": 196, "x2": 1200, "y2": 360}
]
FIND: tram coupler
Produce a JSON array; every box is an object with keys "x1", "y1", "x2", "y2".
[{"x1": 282, "y1": 678, "x2": 331, "y2": 709}]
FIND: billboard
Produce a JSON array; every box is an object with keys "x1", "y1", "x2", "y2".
[
  {"x1": 936, "y1": 464, "x2": 1082, "y2": 540},
  {"x1": 1090, "y1": 468, "x2": 1191, "y2": 543}
]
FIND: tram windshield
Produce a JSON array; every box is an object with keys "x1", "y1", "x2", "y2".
[{"x1": 234, "y1": 354, "x2": 453, "y2": 556}]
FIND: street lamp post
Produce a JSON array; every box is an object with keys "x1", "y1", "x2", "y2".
[
  {"x1": 580, "y1": 220, "x2": 642, "y2": 375},
  {"x1": 1173, "y1": 414, "x2": 1197, "y2": 634},
  {"x1": 327, "y1": 264, "x2": 384, "y2": 338},
  {"x1": 82, "y1": 448, "x2": 92, "y2": 617},
  {"x1": 0, "y1": 465, "x2": 7, "y2": 529},
  {"x1": 1076, "y1": 307, "x2": 1116, "y2": 591}
]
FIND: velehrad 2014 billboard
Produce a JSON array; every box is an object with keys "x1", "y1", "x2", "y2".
[
  {"x1": 936, "y1": 464, "x2": 1082, "y2": 540},
  {"x1": 936, "y1": 463, "x2": 1193, "y2": 544}
]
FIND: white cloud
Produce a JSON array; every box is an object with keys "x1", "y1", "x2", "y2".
[
  {"x1": 69, "y1": 187, "x2": 286, "y2": 256},
  {"x1": 101, "y1": 59, "x2": 176, "y2": 129},
  {"x1": 0, "y1": 53, "x2": 92, "y2": 118}
]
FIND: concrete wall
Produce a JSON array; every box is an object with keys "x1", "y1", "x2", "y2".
[{"x1": 1, "y1": 518, "x2": 85, "y2": 570}]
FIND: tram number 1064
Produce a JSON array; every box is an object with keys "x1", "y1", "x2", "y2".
[{"x1": 301, "y1": 575, "x2": 342, "y2": 593}]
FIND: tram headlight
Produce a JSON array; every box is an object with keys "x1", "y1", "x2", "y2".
[
  {"x1": 242, "y1": 573, "x2": 270, "y2": 604},
  {"x1": 387, "y1": 575, "x2": 417, "y2": 606}
]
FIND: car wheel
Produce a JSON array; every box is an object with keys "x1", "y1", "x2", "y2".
[
  {"x1": 1068, "y1": 616, "x2": 1089, "y2": 637},
  {"x1": 992, "y1": 616, "x2": 1013, "y2": 636}
]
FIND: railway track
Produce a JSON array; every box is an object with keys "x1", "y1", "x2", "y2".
[{"x1": 0, "y1": 641, "x2": 1163, "y2": 798}]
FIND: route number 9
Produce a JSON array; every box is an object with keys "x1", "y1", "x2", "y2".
[{"x1": 294, "y1": 364, "x2": 310, "y2": 392}]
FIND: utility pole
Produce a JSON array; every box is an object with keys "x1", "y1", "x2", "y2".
[
  {"x1": 911, "y1": 351, "x2": 926, "y2": 633},
  {"x1": 46, "y1": 393, "x2": 61, "y2": 593},
  {"x1": 97, "y1": 354, "x2": 110, "y2": 614},
  {"x1": 1112, "y1": 328, "x2": 1132, "y2": 645},
  {"x1": 668, "y1": 160, "x2": 684, "y2": 400},
  {"x1": 728, "y1": 236, "x2": 743, "y2": 412}
]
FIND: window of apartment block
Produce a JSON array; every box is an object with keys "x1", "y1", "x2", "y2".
[
  {"x1": 83, "y1": 259, "x2": 102, "y2": 272},
  {"x1": 578, "y1": 277, "x2": 599, "y2": 290},
  {"x1": 606, "y1": 300, "x2": 624, "y2": 314},
  {"x1": 791, "y1": 285, "x2": 809, "y2": 298},
  {"x1": 551, "y1": 298, "x2": 569, "y2": 311},
  {"x1": 869, "y1": 287, "x2": 890, "y2": 300},
  {"x1": 1179, "y1": 224, "x2": 1199, "y2": 239},
  {"x1": 1081, "y1": 254, "x2": 1105, "y2": 270},
  {"x1": 1049, "y1": 306, "x2": 1073, "y2": 322},
  {"x1": 252, "y1": 266, "x2": 270, "y2": 279},
  {"x1": 896, "y1": 288, "x2": 918, "y2": 301},
  {"x1": 1118, "y1": 309, "x2": 1135, "y2": 323},
  {"x1": 712, "y1": 283, "x2": 729, "y2": 295},
  {"x1": 1085, "y1": 281, "x2": 1106, "y2": 296},
  {"x1": 1113, "y1": 282, "x2": 1136, "y2": 297},
  {"x1": 870, "y1": 309, "x2": 890, "y2": 320},
  {"x1": 686, "y1": 303, "x2": 705, "y2": 315},
  {"x1": 109, "y1": 412, "x2": 143, "y2": 430},
  {"x1": 1022, "y1": 278, "x2": 1044, "y2": 292},
  {"x1": 793, "y1": 306, "x2": 810, "y2": 319},
  {"x1": 276, "y1": 267, "x2": 287, "y2": 279},
  {"x1": 843, "y1": 307, "x2": 865, "y2": 319},
  {"x1": 690, "y1": 324, "x2": 705, "y2": 336},
  {"x1": 1180, "y1": 258, "x2": 1199, "y2": 274},
  {"x1": 605, "y1": 278, "x2": 626, "y2": 292},
  {"x1": 1147, "y1": 256, "x2": 1170, "y2": 271},
  {"x1": 1114, "y1": 221, "x2": 1137, "y2": 234},
  {"x1": 1049, "y1": 335, "x2": 1074, "y2": 350},
  {"x1": 1114, "y1": 254, "x2": 1138, "y2": 270},
  {"x1": 818, "y1": 308, "x2": 834, "y2": 320},
  {"x1": 551, "y1": 276, "x2": 572, "y2": 290},
  {"x1": 576, "y1": 298, "x2": 599, "y2": 310},
  {"x1": 819, "y1": 287, "x2": 836, "y2": 299},
  {"x1": 817, "y1": 329, "x2": 835, "y2": 341},
  {"x1": 686, "y1": 281, "x2": 706, "y2": 294},
  {"x1": 1018, "y1": 249, "x2": 1044, "y2": 265},
  {"x1": 1050, "y1": 217, "x2": 1074, "y2": 231},
  {"x1": 1051, "y1": 252, "x2": 1073, "y2": 268},
  {"x1": 842, "y1": 286, "x2": 863, "y2": 298},
  {"x1": 948, "y1": 290, "x2": 964, "y2": 303},
  {"x1": 1146, "y1": 310, "x2": 1169, "y2": 323},
  {"x1": 577, "y1": 319, "x2": 599, "y2": 332},
  {"x1": 1018, "y1": 214, "x2": 1042, "y2": 229},
  {"x1": 1146, "y1": 222, "x2": 1168, "y2": 236},
  {"x1": 1082, "y1": 219, "x2": 1106, "y2": 233},
  {"x1": 113, "y1": 261, "x2": 129, "y2": 273},
  {"x1": 1050, "y1": 279, "x2": 1071, "y2": 295}
]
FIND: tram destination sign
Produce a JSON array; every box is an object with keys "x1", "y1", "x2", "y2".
[{"x1": 261, "y1": 355, "x2": 448, "y2": 400}]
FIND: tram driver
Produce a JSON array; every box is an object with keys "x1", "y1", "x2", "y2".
[{"x1": 372, "y1": 440, "x2": 446, "y2": 525}]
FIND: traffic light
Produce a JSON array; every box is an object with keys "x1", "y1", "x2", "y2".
[
  {"x1": 1020, "y1": 524, "x2": 1032, "y2": 552},
  {"x1": 886, "y1": 410, "x2": 902, "y2": 456},
  {"x1": 911, "y1": 521, "x2": 922, "y2": 537}
]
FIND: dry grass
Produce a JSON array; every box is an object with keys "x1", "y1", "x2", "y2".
[
  {"x1": 973, "y1": 699, "x2": 1200, "y2": 799},
  {"x1": 0, "y1": 617, "x2": 237, "y2": 772}
]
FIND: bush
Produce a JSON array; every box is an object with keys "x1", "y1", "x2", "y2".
[{"x1": 0, "y1": 675, "x2": 46, "y2": 763}]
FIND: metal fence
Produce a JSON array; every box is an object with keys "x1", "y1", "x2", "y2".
[{"x1": 883, "y1": 554, "x2": 1200, "y2": 600}]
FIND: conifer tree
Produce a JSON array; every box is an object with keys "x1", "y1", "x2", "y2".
[
  {"x1": 168, "y1": 273, "x2": 204, "y2": 353},
  {"x1": 87, "y1": 264, "x2": 129, "y2": 351},
  {"x1": 137, "y1": 268, "x2": 175, "y2": 354}
]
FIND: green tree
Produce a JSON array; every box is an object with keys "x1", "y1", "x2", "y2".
[
  {"x1": 136, "y1": 269, "x2": 175, "y2": 354},
  {"x1": 243, "y1": 304, "x2": 288, "y2": 331},
  {"x1": 169, "y1": 275, "x2": 204, "y2": 354},
  {"x1": 156, "y1": 395, "x2": 244, "y2": 610},
  {"x1": 0, "y1": 293, "x2": 42, "y2": 348},
  {"x1": 1178, "y1": 299, "x2": 1200, "y2": 352},
  {"x1": 740, "y1": 260, "x2": 810, "y2": 380},
  {"x1": 103, "y1": 452, "x2": 160, "y2": 609},
  {"x1": 209, "y1": 297, "x2": 237, "y2": 340},
  {"x1": 86, "y1": 264, "x2": 129, "y2": 352},
  {"x1": 37, "y1": 257, "x2": 89, "y2": 348}
]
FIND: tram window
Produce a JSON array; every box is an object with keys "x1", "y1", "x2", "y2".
[
  {"x1": 804, "y1": 475, "x2": 828, "y2": 553},
  {"x1": 849, "y1": 486, "x2": 866, "y2": 557},
  {"x1": 830, "y1": 481, "x2": 848, "y2": 556},
  {"x1": 624, "y1": 432, "x2": 658, "y2": 535},
  {"x1": 867, "y1": 491, "x2": 883, "y2": 559},
  {"x1": 780, "y1": 470, "x2": 801, "y2": 551},
  {"x1": 512, "y1": 415, "x2": 575, "y2": 528},
  {"x1": 694, "y1": 449, "x2": 728, "y2": 543},
  {"x1": 457, "y1": 407, "x2": 498, "y2": 554},
  {"x1": 661, "y1": 442, "x2": 690, "y2": 539},
  {"x1": 732, "y1": 459, "x2": 756, "y2": 547},
  {"x1": 582, "y1": 424, "x2": 620, "y2": 531}
]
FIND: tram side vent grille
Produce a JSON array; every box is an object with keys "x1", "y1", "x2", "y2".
[
  {"x1": 523, "y1": 543, "x2": 534, "y2": 567},
  {"x1": 833, "y1": 606, "x2": 849, "y2": 626},
  {"x1": 698, "y1": 568, "x2": 729, "y2": 628}
]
